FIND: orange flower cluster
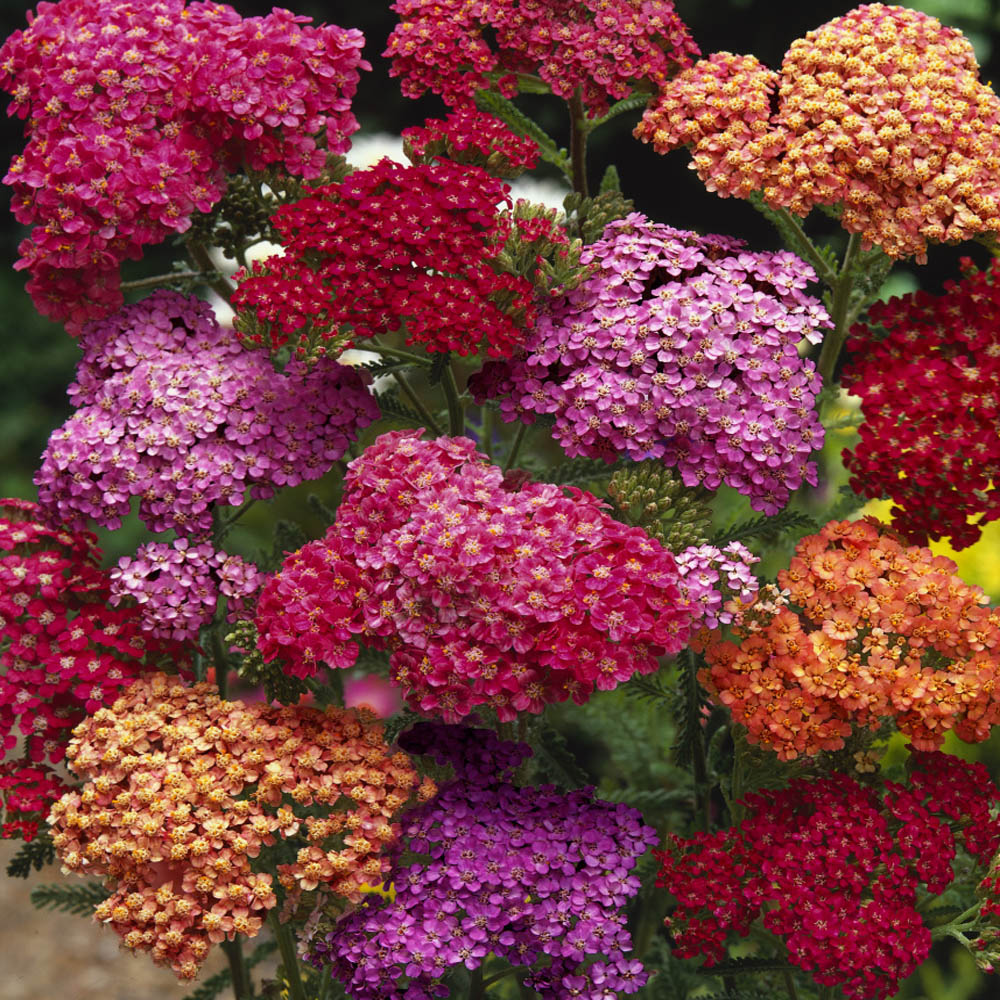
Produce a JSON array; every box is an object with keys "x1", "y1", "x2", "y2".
[
  {"x1": 700, "y1": 519, "x2": 1000, "y2": 760},
  {"x1": 635, "y1": 4, "x2": 1000, "y2": 261},
  {"x1": 49, "y1": 674, "x2": 434, "y2": 979}
]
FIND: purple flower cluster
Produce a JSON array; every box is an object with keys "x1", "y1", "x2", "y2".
[
  {"x1": 309, "y1": 722, "x2": 656, "y2": 1000},
  {"x1": 35, "y1": 291, "x2": 379, "y2": 536},
  {"x1": 109, "y1": 539, "x2": 263, "y2": 642},
  {"x1": 676, "y1": 541, "x2": 759, "y2": 631},
  {"x1": 471, "y1": 214, "x2": 829, "y2": 514}
]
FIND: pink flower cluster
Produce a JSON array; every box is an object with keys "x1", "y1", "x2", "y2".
[
  {"x1": 675, "y1": 541, "x2": 759, "y2": 633},
  {"x1": 635, "y1": 4, "x2": 1000, "y2": 261},
  {"x1": 658, "y1": 751, "x2": 1000, "y2": 1000},
  {"x1": 0, "y1": 499, "x2": 183, "y2": 836},
  {"x1": 0, "y1": 0, "x2": 368, "y2": 330},
  {"x1": 386, "y1": 0, "x2": 698, "y2": 117},
  {"x1": 35, "y1": 291, "x2": 379, "y2": 536},
  {"x1": 255, "y1": 431, "x2": 693, "y2": 720},
  {"x1": 110, "y1": 540, "x2": 263, "y2": 643},
  {"x1": 232, "y1": 155, "x2": 534, "y2": 359},
  {"x1": 470, "y1": 215, "x2": 828, "y2": 514}
]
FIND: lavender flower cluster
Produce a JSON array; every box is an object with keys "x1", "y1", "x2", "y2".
[
  {"x1": 676, "y1": 541, "x2": 760, "y2": 631},
  {"x1": 471, "y1": 214, "x2": 829, "y2": 514},
  {"x1": 308, "y1": 723, "x2": 656, "y2": 1000},
  {"x1": 109, "y1": 539, "x2": 263, "y2": 642},
  {"x1": 35, "y1": 291, "x2": 379, "y2": 535}
]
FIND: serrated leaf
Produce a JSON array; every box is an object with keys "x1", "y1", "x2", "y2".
[
  {"x1": 474, "y1": 90, "x2": 571, "y2": 178},
  {"x1": 374, "y1": 389, "x2": 424, "y2": 426},
  {"x1": 711, "y1": 509, "x2": 817, "y2": 547},
  {"x1": 695, "y1": 957, "x2": 795, "y2": 976},
  {"x1": 589, "y1": 94, "x2": 650, "y2": 130},
  {"x1": 31, "y1": 881, "x2": 109, "y2": 916},
  {"x1": 428, "y1": 350, "x2": 450, "y2": 386},
  {"x1": 533, "y1": 724, "x2": 591, "y2": 789},
  {"x1": 6, "y1": 834, "x2": 55, "y2": 878},
  {"x1": 599, "y1": 164, "x2": 622, "y2": 194}
]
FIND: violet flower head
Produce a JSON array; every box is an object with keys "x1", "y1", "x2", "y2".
[
  {"x1": 471, "y1": 214, "x2": 829, "y2": 514},
  {"x1": 308, "y1": 722, "x2": 658, "y2": 1000},
  {"x1": 35, "y1": 290, "x2": 379, "y2": 536}
]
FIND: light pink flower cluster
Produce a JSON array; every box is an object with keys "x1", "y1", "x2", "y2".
[
  {"x1": 0, "y1": 0, "x2": 368, "y2": 328},
  {"x1": 255, "y1": 431, "x2": 694, "y2": 720},
  {"x1": 675, "y1": 541, "x2": 759, "y2": 633},
  {"x1": 386, "y1": 0, "x2": 698, "y2": 117},
  {"x1": 635, "y1": 4, "x2": 1000, "y2": 261},
  {"x1": 658, "y1": 751, "x2": 1000, "y2": 1000},
  {"x1": 50, "y1": 673, "x2": 435, "y2": 979},
  {"x1": 35, "y1": 291, "x2": 378, "y2": 536},
  {"x1": 110, "y1": 540, "x2": 263, "y2": 643}
]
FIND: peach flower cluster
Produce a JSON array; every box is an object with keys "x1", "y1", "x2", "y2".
[
  {"x1": 700, "y1": 519, "x2": 1000, "y2": 760},
  {"x1": 49, "y1": 674, "x2": 434, "y2": 979},
  {"x1": 635, "y1": 4, "x2": 1000, "y2": 261}
]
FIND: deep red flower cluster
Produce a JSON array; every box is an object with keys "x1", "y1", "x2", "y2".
[
  {"x1": 232, "y1": 156, "x2": 535, "y2": 359},
  {"x1": 658, "y1": 751, "x2": 1000, "y2": 1000},
  {"x1": 386, "y1": 0, "x2": 698, "y2": 117},
  {"x1": 0, "y1": 499, "x2": 184, "y2": 838},
  {"x1": 0, "y1": 0, "x2": 368, "y2": 329},
  {"x1": 255, "y1": 431, "x2": 693, "y2": 721},
  {"x1": 843, "y1": 258, "x2": 1000, "y2": 549},
  {"x1": 0, "y1": 761, "x2": 69, "y2": 841}
]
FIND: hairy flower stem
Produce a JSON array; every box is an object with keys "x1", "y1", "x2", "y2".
[
  {"x1": 568, "y1": 90, "x2": 589, "y2": 198},
  {"x1": 222, "y1": 938, "x2": 253, "y2": 1000},
  {"x1": 394, "y1": 370, "x2": 445, "y2": 435},
  {"x1": 271, "y1": 914, "x2": 308, "y2": 1000},
  {"x1": 186, "y1": 240, "x2": 237, "y2": 304},
  {"x1": 817, "y1": 232, "x2": 863, "y2": 384},
  {"x1": 772, "y1": 208, "x2": 838, "y2": 286},
  {"x1": 120, "y1": 270, "x2": 209, "y2": 291},
  {"x1": 443, "y1": 362, "x2": 466, "y2": 436},
  {"x1": 683, "y1": 649, "x2": 712, "y2": 832},
  {"x1": 481, "y1": 405, "x2": 495, "y2": 460}
]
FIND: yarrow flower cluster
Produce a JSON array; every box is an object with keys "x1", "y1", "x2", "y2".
[
  {"x1": 50, "y1": 674, "x2": 435, "y2": 979},
  {"x1": 700, "y1": 518, "x2": 1000, "y2": 759},
  {"x1": 110, "y1": 539, "x2": 263, "y2": 643},
  {"x1": 255, "y1": 430, "x2": 693, "y2": 720},
  {"x1": 35, "y1": 291, "x2": 378, "y2": 536},
  {"x1": 658, "y1": 751, "x2": 1000, "y2": 1000},
  {"x1": 0, "y1": 0, "x2": 368, "y2": 329},
  {"x1": 309, "y1": 722, "x2": 657, "y2": 1000},
  {"x1": 385, "y1": 0, "x2": 698, "y2": 117},
  {"x1": 843, "y1": 258, "x2": 1000, "y2": 549},
  {"x1": 675, "y1": 541, "x2": 760, "y2": 633},
  {"x1": 635, "y1": 4, "x2": 1000, "y2": 261},
  {"x1": 232, "y1": 154, "x2": 536, "y2": 360},
  {"x1": 0, "y1": 499, "x2": 182, "y2": 837},
  {"x1": 470, "y1": 215, "x2": 828, "y2": 514}
]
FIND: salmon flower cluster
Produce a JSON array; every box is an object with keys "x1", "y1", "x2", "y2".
[
  {"x1": 635, "y1": 4, "x2": 1000, "y2": 261},
  {"x1": 700, "y1": 518, "x2": 1000, "y2": 760},
  {"x1": 49, "y1": 674, "x2": 434, "y2": 979}
]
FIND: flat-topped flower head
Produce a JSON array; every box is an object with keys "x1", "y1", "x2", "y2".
[
  {"x1": 701, "y1": 518, "x2": 1000, "y2": 759},
  {"x1": 0, "y1": 0, "x2": 368, "y2": 329},
  {"x1": 49, "y1": 674, "x2": 434, "y2": 979},
  {"x1": 309, "y1": 721, "x2": 657, "y2": 1000},
  {"x1": 636, "y1": 4, "x2": 1000, "y2": 261},
  {"x1": 659, "y1": 751, "x2": 1000, "y2": 1000},
  {"x1": 255, "y1": 430, "x2": 694, "y2": 720},
  {"x1": 470, "y1": 214, "x2": 828, "y2": 514},
  {"x1": 843, "y1": 257, "x2": 1000, "y2": 549},
  {"x1": 386, "y1": 0, "x2": 698, "y2": 117},
  {"x1": 35, "y1": 291, "x2": 378, "y2": 535}
]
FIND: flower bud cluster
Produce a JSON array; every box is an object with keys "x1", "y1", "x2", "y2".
[
  {"x1": 50, "y1": 674, "x2": 435, "y2": 979},
  {"x1": 0, "y1": 0, "x2": 368, "y2": 328},
  {"x1": 309, "y1": 722, "x2": 657, "y2": 1000},
  {"x1": 635, "y1": 4, "x2": 1000, "y2": 261},
  {"x1": 386, "y1": 0, "x2": 698, "y2": 117},
  {"x1": 35, "y1": 291, "x2": 378, "y2": 536},
  {"x1": 658, "y1": 751, "x2": 1000, "y2": 1000},
  {"x1": 255, "y1": 430, "x2": 693, "y2": 720},
  {"x1": 470, "y1": 214, "x2": 828, "y2": 514},
  {"x1": 701, "y1": 518, "x2": 1000, "y2": 759}
]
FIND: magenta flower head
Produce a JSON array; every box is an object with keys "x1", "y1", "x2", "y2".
[
  {"x1": 0, "y1": 0, "x2": 369, "y2": 329},
  {"x1": 35, "y1": 290, "x2": 379, "y2": 536},
  {"x1": 308, "y1": 721, "x2": 658, "y2": 1000},
  {"x1": 255, "y1": 430, "x2": 694, "y2": 720},
  {"x1": 470, "y1": 214, "x2": 829, "y2": 514},
  {"x1": 386, "y1": 0, "x2": 698, "y2": 117}
]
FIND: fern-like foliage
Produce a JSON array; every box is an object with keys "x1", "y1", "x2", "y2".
[
  {"x1": 671, "y1": 651, "x2": 708, "y2": 772},
  {"x1": 473, "y1": 90, "x2": 571, "y2": 178},
  {"x1": 31, "y1": 881, "x2": 109, "y2": 916},
  {"x1": 588, "y1": 94, "x2": 651, "y2": 131},
  {"x1": 6, "y1": 833, "x2": 55, "y2": 877},
  {"x1": 746, "y1": 192, "x2": 838, "y2": 285},
  {"x1": 711, "y1": 509, "x2": 817, "y2": 547},
  {"x1": 542, "y1": 456, "x2": 620, "y2": 487},
  {"x1": 695, "y1": 957, "x2": 796, "y2": 977},
  {"x1": 181, "y1": 939, "x2": 278, "y2": 1000},
  {"x1": 374, "y1": 389, "x2": 425, "y2": 427},
  {"x1": 428, "y1": 350, "x2": 450, "y2": 386},
  {"x1": 533, "y1": 723, "x2": 591, "y2": 789}
]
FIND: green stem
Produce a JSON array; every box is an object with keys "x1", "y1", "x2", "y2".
[
  {"x1": 186, "y1": 241, "x2": 236, "y2": 303},
  {"x1": 120, "y1": 270, "x2": 208, "y2": 291},
  {"x1": 217, "y1": 498, "x2": 257, "y2": 541},
  {"x1": 502, "y1": 422, "x2": 529, "y2": 473},
  {"x1": 816, "y1": 232, "x2": 863, "y2": 384},
  {"x1": 481, "y1": 966, "x2": 525, "y2": 991},
  {"x1": 470, "y1": 965, "x2": 485, "y2": 1000},
  {"x1": 442, "y1": 362, "x2": 466, "y2": 437},
  {"x1": 772, "y1": 208, "x2": 838, "y2": 287},
  {"x1": 782, "y1": 968, "x2": 799, "y2": 1000},
  {"x1": 222, "y1": 938, "x2": 253, "y2": 1000},
  {"x1": 370, "y1": 341, "x2": 434, "y2": 367},
  {"x1": 271, "y1": 914, "x2": 308, "y2": 1000},
  {"x1": 568, "y1": 90, "x2": 589, "y2": 198},
  {"x1": 684, "y1": 649, "x2": 712, "y2": 832},
  {"x1": 394, "y1": 370, "x2": 444, "y2": 435},
  {"x1": 931, "y1": 902, "x2": 982, "y2": 941},
  {"x1": 482, "y1": 405, "x2": 495, "y2": 461}
]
